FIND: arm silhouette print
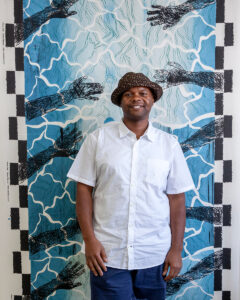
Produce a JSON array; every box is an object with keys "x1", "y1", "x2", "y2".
[
  {"x1": 154, "y1": 62, "x2": 223, "y2": 91},
  {"x1": 166, "y1": 250, "x2": 222, "y2": 296},
  {"x1": 19, "y1": 123, "x2": 83, "y2": 181},
  {"x1": 147, "y1": 0, "x2": 215, "y2": 29},
  {"x1": 180, "y1": 117, "x2": 224, "y2": 153},
  {"x1": 29, "y1": 220, "x2": 80, "y2": 255},
  {"x1": 31, "y1": 260, "x2": 85, "y2": 299},
  {"x1": 15, "y1": 0, "x2": 79, "y2": 44},
  {"x1": 26, "y1": 77, "x2": 103, "y2": 121}
]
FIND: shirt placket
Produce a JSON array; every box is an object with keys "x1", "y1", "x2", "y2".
[{"x1": 127, "y1": 138, "x2": 138, "y2": 269}]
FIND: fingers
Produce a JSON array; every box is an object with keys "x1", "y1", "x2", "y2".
[
  {"x1": 163, "y1": 260, "x2": 181, "y2": 281},
  {"x1": 163, "y1": 259, "x2": 182, "y2": 281},
  {"x1": 96, "y1": 257, "x2": 107, "y2": 273},
  {"x1": 162, "y1": 260, "x2": 169, "y2": 277},
  {"x1": 149, "y1": 20, "x2": 164, "y2": 27},
  {"x1": 92, "y1": 258, "x2": 104, "y2": 276},
  {"x1": 87, "y1": 261, "x2": 98, "y2": 277},
  {"x1": 147, "y1": 10, "x2": 159, "y2": 16},
  {"x1": 68, "y1": 11, "x2": 77, "y2": 17},
  {"x1": 88, "y1": 96, "x2": 99, "y2": 101},
  {"x1": 164, "y1": 266, "x2": 181, "y2": 281},
  {"x1": 100, "y1": 248, "x2": 108, "y2": 263},
  {"x1": 163, "y1": 24, "x2": 170, "y2": 30},
  {"x1": 86, "y1": 255, "x2": 107, "y2": 276},
  {"x1": 151, "y1": 5, "x2": 163, "y2": 9},
  {"x1": 146, "y1": 14, "x2": 161, "y2": 22},
  {"x1": 87, "y1": 259, "x2": 104, "y2": 277}
]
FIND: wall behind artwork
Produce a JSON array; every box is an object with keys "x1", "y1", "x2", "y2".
[
  {"x1": 0, "y1": 0, "x2": 239, "y2": 299},
  {"x1": 1, "y1": 0, "x2": 31, "y2": 298}
]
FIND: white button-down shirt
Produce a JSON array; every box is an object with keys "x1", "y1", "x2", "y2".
[{"x1": 67, "y1": 120, "x2": 194, "y2": 270}]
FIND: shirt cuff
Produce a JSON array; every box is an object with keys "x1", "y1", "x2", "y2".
[
  {"x1": 67, "y1": 173, "x2": 95, "y2": 187},
  {"x1": 166, "y1": 184, "x2": 195, "y2": 194}
]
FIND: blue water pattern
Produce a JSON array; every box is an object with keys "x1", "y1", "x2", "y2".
[{"x1": 24, "y1": 0, "x2": 216, "y2": 299}]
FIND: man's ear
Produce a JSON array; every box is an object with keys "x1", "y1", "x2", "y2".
[
  {"x1": 150, "y1": 89, "x2": 155, "y2": 101},
  {"x1": 119, "y1": 96, "x2": 122, "y2": 107}
]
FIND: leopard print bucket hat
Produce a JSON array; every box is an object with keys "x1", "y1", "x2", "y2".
[{"x1": 111, "y1": 72, "x2": 163, "y2": 106}]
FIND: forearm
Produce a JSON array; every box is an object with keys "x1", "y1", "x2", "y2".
[
  {"x1": 167, "y1": 193, "x2": 186, "y2": 251},
  {"x1": 76, "y1": 182, "x2": 95, "y2": 242},
  {"x1": 76, "y1": 182, "x2": 107, "y2": 276},
  {"x1": 162, "y1": 193, "x2": 186, "y2": 280}
]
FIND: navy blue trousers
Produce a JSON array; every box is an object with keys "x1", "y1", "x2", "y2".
[{"x1": 90, "y1": 263, "x2": 166, "y2": 300}]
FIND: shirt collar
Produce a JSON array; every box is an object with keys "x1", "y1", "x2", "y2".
[
  {"x1": 144, "y1": 121, "x2": 155, "y2": 142},
  {"x1": 119, "y1": 119, "x2": 155, "y2": 142}
]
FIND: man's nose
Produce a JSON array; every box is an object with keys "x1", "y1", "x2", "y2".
[{"x1": 131, "y1": 93, "x2": 141, "y2": 101}]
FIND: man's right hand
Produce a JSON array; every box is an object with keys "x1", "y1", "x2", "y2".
[{"x1": 85, "y1": 238, "x2": 108, "y2": 276}]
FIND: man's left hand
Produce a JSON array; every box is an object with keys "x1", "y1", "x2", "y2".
[{"x1": 162, "y1": 248, "x2": 182, "y2": 281}]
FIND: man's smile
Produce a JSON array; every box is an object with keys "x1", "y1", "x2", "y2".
[{"x1": 129, "y1": 104, "x2": 144, "y2": 109}]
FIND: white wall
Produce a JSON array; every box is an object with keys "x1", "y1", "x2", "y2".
[{"x1": 228, "y1": 1, "x2": 240, "y2": 298}]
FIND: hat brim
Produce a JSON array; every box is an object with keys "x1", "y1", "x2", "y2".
[{"x1": 111, "y1": 80, "x2": 163, "y2": 106}]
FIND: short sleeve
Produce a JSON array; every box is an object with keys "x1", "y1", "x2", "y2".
[
  {"x1": 67, "y1": 133, "x2": 97, "y2": 187},
  {"x1": 166, "y1": 141, "x2": 195, "y2": 194}
]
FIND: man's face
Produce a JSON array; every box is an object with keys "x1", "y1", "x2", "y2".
[{"x1": 120, "y1": 86, "x2": 155, "y2": 122}]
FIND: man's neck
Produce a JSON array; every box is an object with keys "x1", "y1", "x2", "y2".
[{"x1": 122, "y1": 118, "x2": 149, "y2": 139}]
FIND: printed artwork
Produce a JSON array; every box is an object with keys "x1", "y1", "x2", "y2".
[{"x1": 14, "y1": 0, "x2": 231, "y2": 298}]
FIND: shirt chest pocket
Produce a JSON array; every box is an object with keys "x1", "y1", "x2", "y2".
[{"x1": 145, "y1": 159, "x2": 170, "y2": 188}]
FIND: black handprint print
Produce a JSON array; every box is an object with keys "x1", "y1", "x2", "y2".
[
  {"x1": 154, "y1": 62, "x2": 223, "y2": 91},
  {"x1": 15, "y1": 0, "x2": 79, "y2": 44},
  {"x1": 18, "y1": 123, "x2": 83, "y2": 181},
  {"x1": 147, "y1": 0, "x2": 215, "y2": 29},
  {"x1": 31, "y1": 260, "x2": 85, "y2": 299},
  {"x1": 26, "y1": 77, "x2": 103, "y2": 121}
]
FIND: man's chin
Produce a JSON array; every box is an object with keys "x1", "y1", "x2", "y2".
[{"x1": 124, "y1": 113, "x2": 148, "y2": 122}]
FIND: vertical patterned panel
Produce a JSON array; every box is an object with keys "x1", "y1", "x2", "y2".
[
  {"x1": 21, "y1": 0, "x2": 232, "y2": 299},
  {"x1": 214, "y1": 0, "x2": 233, "y2": 298},
  {"x1": 4, "y1": 0, "x2": 31, "y2": 298}
]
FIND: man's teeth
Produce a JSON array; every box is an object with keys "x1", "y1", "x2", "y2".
[{"x1": 133, "y1": 106, "x2": 141, "y2": 108}]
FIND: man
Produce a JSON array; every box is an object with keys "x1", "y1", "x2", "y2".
[{"x1": 67, "y1": 72, "x2": 195, "y2": 300}]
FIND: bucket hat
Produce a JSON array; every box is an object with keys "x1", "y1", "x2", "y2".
[{"x1": 111, "y1": 72, "x2": 163, "y2": 106}]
